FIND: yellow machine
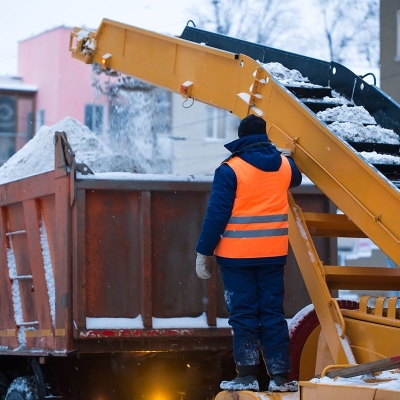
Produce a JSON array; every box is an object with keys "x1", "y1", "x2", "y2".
[{"x1": 70, "y1": 19, "x2": 400, "y2": 399}]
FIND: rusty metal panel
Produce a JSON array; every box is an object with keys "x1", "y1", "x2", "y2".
[
  {"x1": 139, "y1": 191, "x2": 152, "y2": 328},
  {"x1": 74, "y1": 177, "x2": 334, "y2": 340},
  {"x1": 0, "y1": 165, "x2": 335, "y2": 354},
  {"x1": 23, "y1": 199, "x2": 54, "y2": 350},
  {"x1": 74, "y1": 176, "x2": 233, "y2": 334},
  {"x1": 7, "y1": 203, "x2": 39, "y2": 328},
  {"x1": 84, "y1": 189, "x2": 141, "y2": 318},
  {"x1": 150, "y1": 190, "x2": 207, "y2": 318},
  {"x1": 0, "y1": 207, "x2": 17, "y2": 349},
  {"x1": 0, "y1": 171, "x2": 71, "y2": 354},
  {"x1": 53, "y1": 173, "x2": 72, "y2": 352},
  {"x1": 72, "y1": 188, "x2": 87, "y2": 330}
]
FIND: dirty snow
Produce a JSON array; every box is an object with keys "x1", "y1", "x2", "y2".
[
  {"x1": 86, "y1": 313, "x2": 230, "y2": 329},
  {"x1": 7, "y1": 241, "x2": 25, "y2": 347},
  {"x1": 317, "y1": 105, "x2": 376, "y2": 125},
  {"x1": 0, "y1": 116, "x2": 142, "y2": 185},
  {"x1": 263, "y1": 62, "x2": 320, "y2": 87},
  {"x1": 329, "y1": 121, "x2": 400, "y2": 144},
  {"x1": 78, "y1": 171, "x2": 213, "y2": 182},
  {"x1": 39, "y1": 220, "x2": 55, "y2": 326}
]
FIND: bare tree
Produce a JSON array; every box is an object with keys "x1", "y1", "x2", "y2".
[
  {"x1": 194, "y1": 0, "x2": 300, "y2": 49},
  {"x1": 315, "y1": 0, "x2": 379, "y2": 66}
]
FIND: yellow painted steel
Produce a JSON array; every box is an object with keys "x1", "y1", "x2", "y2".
[
  {"x1": 300, "y1": 378, "x2": 400, "y2": 399},
  {"x1": 344, "y1": 315, "x2": 400, "y2": 362},
  {"x1": 324, "y1": 266, "x2": 400, "y2": 290},
  {"x1": 288, "y1": 193, "x2": 354, "y2": 365},
  {"x1": 55, "y1": 328, "x2": 66, "y2": 337},
  {"x1": 69, "y1": 19, "x2": 265, "y2": 114},
  {"x1": 25, "y1": 329, "x2": 53, "y2": 337},
  {"x1": 215, "y1": 390, "x2": 299, "y2": 400}
]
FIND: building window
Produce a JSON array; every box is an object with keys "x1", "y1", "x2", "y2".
[
  {"x1": 85, "y1": 104, "x2": 104, "y2": 135},
  {"x1": 397, "y1": 10, "x2": 400, "y2": 60},
  {"x1": 35, "y1": 109, "x2": 45, "y2": 133},
  {"x1": 0, "y1": 95, "x2": 16, "y2": 134},
  {"x1": 206, "y1": 107, "x2": 227, "y2": 140}
]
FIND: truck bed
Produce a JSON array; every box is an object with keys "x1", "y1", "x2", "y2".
[{"x1": 0, "y1": 133, "x2": 331, "y2": 356}]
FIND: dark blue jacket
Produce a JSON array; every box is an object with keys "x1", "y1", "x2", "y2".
[{"x1": 196, "y1": 134, "x2": 302, "y2": 267}]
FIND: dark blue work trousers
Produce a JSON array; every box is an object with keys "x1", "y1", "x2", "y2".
[{"x1": 220, "y1": 263, "x2": 290, "y2": 375}]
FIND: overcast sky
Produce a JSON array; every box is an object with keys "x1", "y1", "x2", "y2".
[
  {"x1": 0, "y1": 0, "x2": 377, "y2": 78},
  {"x1": 0, "y1": 0, "x2": 198, "y2": 76}
]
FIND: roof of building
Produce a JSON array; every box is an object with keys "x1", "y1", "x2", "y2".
[{"x1": 0, "y1": 76, "x2": 37, "y2": 92}]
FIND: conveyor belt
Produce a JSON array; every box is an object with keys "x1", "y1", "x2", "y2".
[
  {"x1": 69, "y1": 18, "x2": 400, "y2": 268},
  {"x1": 180, "y1": 26, "x2": 400, "y2": 187}
]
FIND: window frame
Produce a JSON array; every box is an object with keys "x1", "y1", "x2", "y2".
[
  {"x1": 85, "y1": 104, "x2": 105, "y2": 135},
  {"x1": 205, "y1": 107, "x2": 228, "y2": 142}
]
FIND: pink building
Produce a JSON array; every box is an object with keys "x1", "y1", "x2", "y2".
[
  {"x1": 18, "y1": 26, "x2": 107, "y2": 134},
  {"x1": 1, "y1": 24, "x2": 237, "y2": 174}
]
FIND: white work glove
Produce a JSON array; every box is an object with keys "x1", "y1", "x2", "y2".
[
  {"x1": 278, "y1": 147, "x2": 292, "y2": 157},
  {"x1": 196, "y1": 253, "x2": 212, "y2": 279}
]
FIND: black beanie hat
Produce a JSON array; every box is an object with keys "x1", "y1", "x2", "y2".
[{"x1": 238, "y1": 114, "x2": 267, "y2": 138}]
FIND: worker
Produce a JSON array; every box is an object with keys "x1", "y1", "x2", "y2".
[{"x1": 195, "y1": 114, "x2": 301, "y2": 392}]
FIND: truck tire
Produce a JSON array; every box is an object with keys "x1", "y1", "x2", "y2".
[
  {"x1": 0, "y1": 373, "x2": 9, "y2": 400},
  {"x1": 288, "y1": 299, "x2": 359, "y2": 381},
  {"x1": 5, "y1": 377, "x2": 39, "y2": 400}
]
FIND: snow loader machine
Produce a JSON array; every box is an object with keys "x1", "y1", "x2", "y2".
[
  {"x1": 68, "y1": 18, "x2": 400, "y2": 399},
  {"x1": 0, "y1": 17, "x2": 398, "y2": 400}
]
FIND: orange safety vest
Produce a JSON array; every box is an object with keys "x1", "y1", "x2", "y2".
[{"x1": 214, "y1": 155, "x2": 292, "y2": 258}]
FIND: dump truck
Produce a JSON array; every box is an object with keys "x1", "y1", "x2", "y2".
[
  {"x1": 0, "y1": 124, "x2": 331, "y2": 400},
  {"x1": 0, "y1": 17, "x2": 399, "y2": 400}
]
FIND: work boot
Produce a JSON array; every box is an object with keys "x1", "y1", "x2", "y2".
[
  {"x1": 269, "y1": 373, "x2": 298, "y2": 392},
  {"x1": 220, "y1": 364, "x2": 259, "y2": 391},
  {"x1": 220, "y1": 375, "x2": 259, "y2": 391}
]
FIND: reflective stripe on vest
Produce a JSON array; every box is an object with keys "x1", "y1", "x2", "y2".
[{"x1": 214, "y1": 155, "x2": 292, "y2": 258}]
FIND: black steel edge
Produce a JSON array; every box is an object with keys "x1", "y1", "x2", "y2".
[
  {"x1": 179, "y1": 26, "x2": 400, "y2": 136},
  {"x1": 74, "y1": 175, "x2": 213, "y2": 191},
  {"x1": 347, "y1": 141, "x2": 400, "y2": 154},
  {"x1": 329, "y1": 62, "x2": 400, "y2": 135},
  {"x1": 179, "y1": 26, "x2": 331, "y2": 86}
]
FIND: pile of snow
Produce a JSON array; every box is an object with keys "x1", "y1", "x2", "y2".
[
  {"x1": 360, "y1": 151, "x2": 400, "y2": 166},
  {"x1": 317, "y1": 105, "x2": 376, "y2": 125},
  {"x1": 265, "y1": 62, "x2": 400, "y2": 170},
  {"x1": 329, "y1": 122, "x2": 400, "y2": 145},
  {"x1": 263, "y1": 62, "x2": 321, "y2": 87},
  {"x1": 0, "y1": 117, "x2": 143, "y2": 185}
]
